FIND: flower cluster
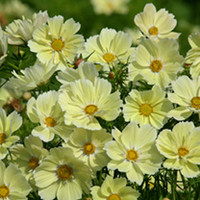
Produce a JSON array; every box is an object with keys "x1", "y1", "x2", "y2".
[{"x1": 0, "y1": 3, "x2": 200, "y2": 200}]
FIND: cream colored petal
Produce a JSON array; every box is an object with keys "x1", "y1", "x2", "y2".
[
  {"x1": 181, "y1": 162, "x2": 200, "y2": 178},
  {"x1": 48, "y1": 16, "x2": 64, "y2": 38},
  {"x1": 167, "y1": 107, "x2": 192, "y2": 121}
]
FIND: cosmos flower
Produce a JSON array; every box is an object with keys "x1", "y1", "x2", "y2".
[
  {"x1": 105, "y1": 122, "x2": 162, "y2": 185},
  {"x1": 28, "y1": 15, "x2": 84, "y2": 70},
  {"x1": 134, "y1": 3, "x2": 180, "y2": 39},
  {"x1": 156, "y1": 122, "x2": 200, "y2": 178}
]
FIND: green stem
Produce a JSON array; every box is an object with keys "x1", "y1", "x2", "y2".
[{"x1": 171, "y1": 170, "x2": 177, "y2": 200}]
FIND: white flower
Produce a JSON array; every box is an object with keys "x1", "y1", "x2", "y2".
[
  {"x1": 84, "y1": 28, "x2": 134, "y2": 70},
  {"x1": 11, "y1": 135, "x2": 48, "y2": 189},
  {"x1": 28, "y1": 15, "x2": 84, "y2": 70},
  {"x1": 0, "y1": 160, "x2": 31, "y2": 199},
  {"x1": 0, "y1": 26, "x2": 8, "y2": 66},
  {"x1": 0, "y1": 108, "x2": 22, "y2": 159},
  {"x1": 27, "y1": 90, "x2": 73, "y2": 142},
  {"x1": 59, "y1": 78, "x2": 122, "y2": 130},
  {"x1": 105, "y1": 122, "x2": 162, "y2": 185},
  {"x1": 63, "y1": 128, "x2": 112, "y2": 171},
  {"x1": 128, "y1": 38, "x2": 184, "y2": 88},
  {"x1": 6, "y1": 10, "x2": 48, "y2": 45},
  {"x1": 91, "y1": 175, "x2": 140, "y2": 200},
  {"x1": 123, "y1": 86, "x2": 172, "y2": 129},
  {"x1": 34, "y1": 147, "x2": 92, "y2": 200},
  {"x1": 134, "y1": 3, "x2": 180, "y2": 39},
  {"x1": 6, "y1": 60, "x2": 57, "y2": 91},
  {"x1": 156, "y1": 122, "x2": 200, "y2": 178}
]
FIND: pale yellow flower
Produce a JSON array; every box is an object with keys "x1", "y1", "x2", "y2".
[
  {"x1": 156, "y1": 122, "x2": 200, "y2": 178},
  {"x1": 134, "y1": 3, "x2": 180, "y2": 39},
  {"x1": 63, "y1": 128, "x2": 112, "y2": 171},
  {"x1": 0, "y1": 160, "x2": 31, "y2": 199},
  {"x1": 91, "y1": 175, "x2": 140, "y2": 200},
  {"x1": 11, "y1": 135, "x2": 48, "y2": 189},
  {"x1": 105, "y1": 122, "x2": 162, "y2": 185},
  {"x1": 123, "y1": 86, "x2": 172, "y2": 129},
  {"x1": 128, "y1": 38, "x2": 184, "y2": 88},
  {"x1": 27, "y1": 90, "x2": 73, "y2": 142},
  {"x1": 84, "y1": 28, "x2": 134, "y2": 70},
  {"x1": 59, "y1": 78, "x2": 122, "y2": 130},
  {"x1": 168, "y1": 75, "x2": 200, "y2": 120},
  {"x1": 28, "y1": 15, "x2": 84, "y2": 70},
  {"x1": 6, "y1": 10, "x2": 48, "y2": 45},
  {"x1": 34, "y1": 147, "x2": 92, "y2": 200},
  {"x1": 0, "y1": 108, "x2": 22, "y2": 159},
  {"x1": 185, "y1": 33, "x2": 200, "y2": 78},
  {"x1": 6, "y1": 60, "x2": 57, "y2": 91}
]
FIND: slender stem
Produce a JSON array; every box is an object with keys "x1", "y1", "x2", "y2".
[{"x1": 171, "y1": 170, "x2": 177, "y2": 200}]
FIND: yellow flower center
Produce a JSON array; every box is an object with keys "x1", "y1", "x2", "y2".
[
  {"x1": 45, "y1": 117, "x2": 56, "y2": 127},
  {"x1": 126, "y1": 149, "x2": 138, "y2": 162},
  {"x1": 103, "y1": 53, "x2": 116, "y2": 63},
  {"x1": 150, "y1": 60, "x2": 163, "y2": 72},
  {"x1": 57, "y1": 165, "x2": 73, "y2": 181},
  {"x1": 107, "y1": 194, "x2": 121, "y2": 200},
  {"x1": 178, "y1": 147, "x2": 189, "y2": 157},
  {"x1": 28, "y1": 157, "x2": 39, "y2": 170},
  {"x1": 140, "y1": 103, "x2": 153, "y2": 116},
  {"x1": 84, "y1": 104, "x2": 98, "y2": 115},
  {"x1": 51, "y1": 38, "x2": 64, "y2": 51},
  {"x1": 148, "y1": 26, "x2": 159, "y2": 35},
  {"x1": 83, "y1": 142, "x2": 95, "y2": 155},
  {"x1": 0, "y1": 133, "x2": 6, "y2": 144},
  {"x1": 0, "y1": 185, "x2": 10, "y2": 199},
  {"x1": 191, "y1": 97, "x2": 200, "y2": 109}
]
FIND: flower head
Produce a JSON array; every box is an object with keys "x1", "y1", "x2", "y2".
[
  {"x1": 168, "y1": 75, "x2": 200, "y2": 120},
  {"x1": 34, "y1": 147, "x2": 92, "y2": 200},
  {"x1": 27, "y1": 90, "x2": 73, "y2": 142},
  {"x1": 0, "y1": 108, "x2": 22, "y2": 159},
  {"x1": 156, "y1": 122, "x2": 200, "y2": 178},
  {"x1": 0, "y1": 160, "x2": 31, "y2": 199},
  {"x1": 84, "y1": 28, "x2": 134, "y2": 69},
  {"x1": 123, "y1": 86, "x2": 172, "y2": 129},
  {"x1": 134, "y1": 3, "x2": 180, "y2": 39},
  {"x1": 59, "y1": 78, "x2": 122, "y2": 130},
  {"x1": 28, "y1": 15, "x2": 84, "y2": 70},
  {"x1": 91, "y1": 175, "x2": 140, "y2": 200},
  {"x1": 63, "y1": 128, "x2": 112, "y2": 171},
  {"x1": 105, "y1": 122, "x2": 162, "y2": 185},
  {"x1": 128, "y1": 38, "x2": 184, "y2": 88}
]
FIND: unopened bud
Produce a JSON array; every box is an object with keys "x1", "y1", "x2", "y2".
[
  {"x1": 75, "y1": 58, "x2": 84, "y2": 67},
  {"x1": 109, "y1": 72, "x2": 115, "y2": 79},
  {"x1": 23, "y1": 92, "x2": 32, "y2": 101}
]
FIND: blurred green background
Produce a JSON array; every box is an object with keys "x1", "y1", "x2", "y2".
[{"x1": 1, "y1": 0, "x2": 200, "y2": 56}]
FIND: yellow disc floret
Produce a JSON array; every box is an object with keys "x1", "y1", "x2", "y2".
[
  {"x1": 103, "y1": 53, "x2": 116, "y2": 63},
  {"x1": 28, "y1": 157, "x2": 39, "y2": 170},
  {"x1": 140, "y1": 104, "x2": 153, "y2": 116},
  {"x1": 0, "y1": 185, "x2": 10, "y2": 199},
  {"x1": 148, "y1": 26, "x2": 159, "y2": 36},
  {"x1": 45, "y1": 117, "x2": 56, "y2": 127},
  {"x1": 191, "y1": 97, "x2": 200, "y2": 109},
  {"x1": 126, "y1": 149, "x2": 138, "y2": 162},
  {"x1": 107, "y1": 194, "x2": 121, "y2": 200},
  {"x1": 0, "y1": 133, "x2": 6, "y2": 144},
  {"x1": 84, "y1": 104, "x2": 98, "y2": 115},
  {"x1": 178, "y1": 147, "x2": 189, "y2": 157},
  {"x1": 150, "y1": 60, "x2": 163, "y2": 72},
  {"x1": 83, "y1": 142, "x2": 95, "y2": 155},
  {"x1": 51, "y1": 38, "x2": 64, "y2": 51},
  {"x1": 57, "y1": 164, "x2": 73, "y2": 181}
]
